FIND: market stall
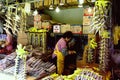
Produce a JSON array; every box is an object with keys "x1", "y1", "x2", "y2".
[{"x1": 0, "y1": 0, "x2": 119, "y2": 80}]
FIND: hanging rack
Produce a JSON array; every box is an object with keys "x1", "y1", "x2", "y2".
[{"x1": 5, "y1": 0, "x2": 43, "y2": 7}]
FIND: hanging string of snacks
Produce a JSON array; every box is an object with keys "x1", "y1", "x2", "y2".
[
  {"x1": 89, "y1": 38, "x2": 97, "y2": 49},
  {"x1": 100, "y1": 30, "x2": 110, "y2": 39},
  {"x1": 87, "y1": 38, "x2": 97, "y2": 63},
  {"x1": 90, "y1": 1, "x2": 111, "y2": 34},
  {"x1": 99, "y1": 30, "x2": 110, "y2": 72},
  {"x1": 14, "y1": 44, "x2": 29, "y2": 80},
  {"x1": 4, "y1": 7, "x2": 13, "y2": 32},
  {"x1": 90, "y1": 0, "x2": 111, "y2": 72},
  {"x1": 3, "y1": 6, "x2": 20, "y2": 35},
  {"x1": 89, "y1": 0, "x2": 112, "y2": 72}
]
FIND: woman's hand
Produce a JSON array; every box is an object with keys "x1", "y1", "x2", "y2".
[{"x1": 68, "y1": 50, "x2": 76, "y2": 55}]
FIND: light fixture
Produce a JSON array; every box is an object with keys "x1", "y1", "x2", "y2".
[
  {"x1": 49, "y1": 0, "x2": 54, "y2": 10},
  {"x1": 59, "y1": 2, "x2": 64, "y2": 6},
  {"x1": 49, "y1": 4, "x2": 54, "y2": 10},
  {"x1": 55, "y1": 6, "x2": 60, "y2": 13},
  {"x1": 33, "y1": 10, "x2": 38, "y2": 16},
  {"x1": 78, "y1": 4, "x2": 83, "y2": 7},
  {"x1": 59, "y1": 0, "x2": 64, "y2": 6},
  {"x1": 79, "y1": 0, "x2": 84, "y2": 4},
  {"x1": 78, "y1": 0, "x2": 84, "y2": 7}
]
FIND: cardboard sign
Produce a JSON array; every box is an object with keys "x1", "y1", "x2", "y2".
[
  {"x1": 61, "y1": 24, "x2": 71, "y2": 33},
  {"x1": 53, "y1": 25, "x2": 61, "y2": 33},
  {"x1": 42, "y1": 21, "x2": 51, "y2": 29},
  {"x1": 83, "y1": 7, "x2": 94, "y2": 25},
  {"x1": 71, "y1": 24, "x2": 82, "y2": 34}
]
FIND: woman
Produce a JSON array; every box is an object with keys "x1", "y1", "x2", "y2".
[
  {"x1": 0, "y1": 28, "x2": 13, "y2": 54},
  {"x1": 52, "y1": 31, "x2": 76, "y2": 74}
]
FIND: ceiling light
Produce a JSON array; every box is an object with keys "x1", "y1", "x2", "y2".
[
  {"x1": 49, "y1": 4, "x2": 54, "y2": 10},
  {"x1": 78, "y1": 0, "x2": 84, "y2": 7},
  {"x1": 49, "y1": 0, "x2": 54, "y2": 10},
  {"x1": 78, "y1": 0, "x2": 84, "y2": 4},
  {"x1": 55, "y1": 6, "x2": 60, "y2": 13},
  {"x1": 59, "y1": 0, "x2": 64, "y2": 6},
  {"x1": 59, "y1": 2, "x2": 64, "y2": 6},
  {"x1": 78, "y1": 4, "x2": 83, "y2": 7}
]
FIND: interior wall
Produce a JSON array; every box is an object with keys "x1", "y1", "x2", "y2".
[{"x1": 44, "y1": 7, "x2": 84, "y2": 24}]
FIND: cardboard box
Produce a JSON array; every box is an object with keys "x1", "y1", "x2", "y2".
[
  {"x1": 34, "y1": 14, "x2": 42, "y2": 29},
  {"x1": 83, "y1": 16, "x2": 93, "y2": 25},
  {"x1": 61, "y1": 24, "x2": 71, "y2": 33},
  {"x1": 83, "y1": 7, "x2": 94, "y2": 25},
  {"x1": 70, "y1": 25, "x2": 82, "y2": 34},
  {"x1": 83, "y1": 25, "x2": 94, "y2": 34},
  {"x1": 42, "y1": 21, "x2": 51, "y2": 29},
  {"x1": 17, "y1": 31, "x2": 28, "y2": 46}
]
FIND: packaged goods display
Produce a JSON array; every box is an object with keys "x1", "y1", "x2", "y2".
[{"x1": 42, "y1": 68, "x2": 103, "y2": 80}]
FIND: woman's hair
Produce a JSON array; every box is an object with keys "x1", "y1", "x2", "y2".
[{"x1": 63, "y1": 31, "x2": 73, "y2": 38}]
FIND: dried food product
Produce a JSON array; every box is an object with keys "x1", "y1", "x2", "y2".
[
  {"x1": 0, "y1": 52, "x2": 16, "y2": 70},
  {"x1": 26, "y1": 57, "x2": 56, "y2": 78},
  {"x1": 90, "y1": 1, "x2": 112, "y2": 72}
]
